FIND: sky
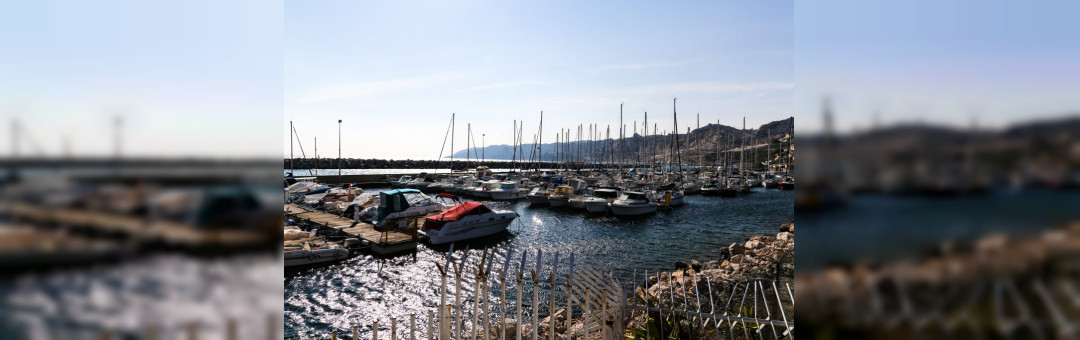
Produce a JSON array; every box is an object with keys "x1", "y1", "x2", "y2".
[
  {"x1": 795, "y1": 0, "x2": 1080, "y2": 134},
  {"x1": 285, "y1": 1, "x2": 793, "y2": 160},
  {"x1": 0, "y1": 0, "x2": 283, "y2": 159}
]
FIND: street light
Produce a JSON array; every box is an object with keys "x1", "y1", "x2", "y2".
[{"x1": 338, "y1": 119, "x2": 342, "y2": 183}]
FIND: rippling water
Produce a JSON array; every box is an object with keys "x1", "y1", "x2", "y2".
[
  {"x1": 0, "y1": 254, "x2": 283, "y2": 339},
  {"x1": 798, "y1": 188, "x2": 1080, "y2": 269},
  {"x1": 284, "y1": 188, "x2": 793, "y2": 338}
]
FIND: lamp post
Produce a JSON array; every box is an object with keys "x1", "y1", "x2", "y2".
[
  {"x1": 338, "y1": 119, "x2": 342, "y2": 183},
  {"x1": 482, "y1": 133, "x2": 485, "y2": 163}
]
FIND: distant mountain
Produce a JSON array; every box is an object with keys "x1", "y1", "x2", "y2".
[{"x1": 447, "y1": 117, "x2": 794, "y2": 163}]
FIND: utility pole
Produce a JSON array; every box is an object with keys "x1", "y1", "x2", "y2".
[
  {"x1": 114, "y1": 116, "x2": 122, "y2": 160},
  {"x1": 10, "y1": 119, "x2": 17, "y2": 159},
  {"x1": 482, "y1": 133, "x2": 485, "y2": 163}
]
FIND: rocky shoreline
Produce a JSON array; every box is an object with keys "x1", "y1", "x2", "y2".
[{"x1": 462, "y1": 223, "x2": 796, "y2": 340}]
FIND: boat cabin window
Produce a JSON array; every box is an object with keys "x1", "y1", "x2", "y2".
[{"x1": 499, "y1": 183, "x2": 515, "y2": 189}]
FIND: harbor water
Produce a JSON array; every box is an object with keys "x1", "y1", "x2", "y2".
[{"x1": 284, "y1": 187, "x2": 793, "y2": 338}]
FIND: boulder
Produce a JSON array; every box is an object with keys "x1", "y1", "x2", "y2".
[
  {"x1": 730, "y1": 254, "x2": 744, "y2": 263},
  {"x1": 745, "y1": 240, "x2": 764, "y2": 249},
  {"x1": 710, "y1": 260, "x2": 724, "y2": 270},
  {"x1": 690, "y1": 260, "x2": 703, "y2": 271},
  {"x1": 729, "y1": 243, "x2": 745, "y2": 256},
  {"x1": 777, "y1": 231, "x2": 793, "y2": 241},
  {"x1": 675, "y1": 261, "x2": 690, "y2": 269},
  {"x1": 718, "y1": 246, "x2": 731, "y2": 257}
]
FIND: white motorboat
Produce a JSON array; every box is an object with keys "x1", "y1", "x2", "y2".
[
  {"x1": 488, "y1": 181, "x2": 527, "y2": 200},
  {"x1": 525, "y1": 186, "x2": 550, "y2": 205},
  {"x1": 466, "y1": 180, "x2": 498, "y2": 199},
  {"x1": 584, "y1": 188, "x2": 620, "y2": 213},
  {"x1": 547, "y1": 185, "x2": 574, "y2": 207},
  {"x1": 284, "y1": 233, "x2": 351, "y2": 268},
  {"x1": 391, "y1": 175, "x2": 414, "y2": 188},
  {"x1": 406, "y1": 177, "x2": 433, "y2": 190},
  {"x1": 372, "y1": 189, "x2": 446, "y2": 228},
  {"x1": 608, "y1": 191, "x2": 658, "y2": 216},
  {"x1": 701, "y1": 182, "x2": 720, "y2": 196},
  {"x1": 658, "y1": 189, "x2": 684, "y2": 207},
  {"x1": 419, "y1": 201, "x2": 517, "y2": 244}
]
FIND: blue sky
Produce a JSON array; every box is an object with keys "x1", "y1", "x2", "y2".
[
  {"x1": 0, "y1": 0, "x2": 282, "y2": 158},
  {"x1": 285, "y1": 1, "x2": 793, "y2": 160},
  {"x1": 796, "y1": 0, "x2": 1080, "y2": 133}
]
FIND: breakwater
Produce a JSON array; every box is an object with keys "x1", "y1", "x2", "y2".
[{"x1": 284, "y1": 158, "x2": 665, "y2": 171}]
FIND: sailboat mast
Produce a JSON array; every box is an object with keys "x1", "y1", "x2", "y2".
[
  {"x1": 450, "y1": 113, "x2": 455, "y2": 172},
  {"x1": 538, "y1": 111, "x2": 543, "y2": 171},
  {"x1": 740, "y1": 117, "x2": 745, "y2": 178},
  {"x1": 289, "y1": 121, "x2": 294, "y2": 172}
]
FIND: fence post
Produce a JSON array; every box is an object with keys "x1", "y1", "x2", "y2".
[
  {"x1": 583, "y1": 288, "x2": 591, "y2": 340},
  {"x1": 354, "y1": 326, "x2": 359, "y2": 340},
  {"x1": 269, "y1": 313, "x2": 277, "y2": 340},
  {"x1": 391, "y1": 318, "x2": 397, "y2": 340},
  {"x1": 227, "y1": 318, "x2": 237, "y2": 340},
  {"x1": 332, "y1": 331, "x2": 338, "y2": 340},
  {"x1": 373, "y1": 320, "x2": 379, "y2": 340},
  {"x1": 187, "y1": 321, "x2": 198, "y2": 340},
  {"x1": 411, "y1": 314, "x2": 417, "y2": 340}
]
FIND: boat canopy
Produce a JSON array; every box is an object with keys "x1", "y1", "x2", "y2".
[
  {"x1": 423, "y1": 202, "x2": 493, "y2": 229},
  {"x1": 376, "y1": 189, "x2": 427, "y2": 221}
]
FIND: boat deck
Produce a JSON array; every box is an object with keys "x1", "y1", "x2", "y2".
[{"x1": 284, "y1": 204, "x2": 419, "y2": 246}]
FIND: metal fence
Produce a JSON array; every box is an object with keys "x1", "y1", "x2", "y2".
[
  {"x1": 298, "y1": 246, "x2": 795, "y2": 340},
  {"x1": 799, "y1": 273, "x2": 1080, "y2": 339}
]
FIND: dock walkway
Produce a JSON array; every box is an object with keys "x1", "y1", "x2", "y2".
[
  {"x1": 284, "y1": 204, "x2": 419, "y2": 254},
  {"x1": 0, "y1": 202, "x2": 269, "y2": 250}
]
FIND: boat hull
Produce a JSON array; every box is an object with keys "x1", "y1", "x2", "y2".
[
  {"x1": 421, "y1": 216, "x2": 515, "y2": 244},
  {"x1": 284, "y1": 248, "x2": 350, "y2": 268},
  {"x1": 609, "y1": 203, "x2": 657, "y2": 216},
  {"x1": 525, "y1": 194, "x2": 549, "y2": 205},
  {"x1": 568, "y1": 198, "x2": 587, "y2": 209},
  {"x1": 548, "y1": 196, "x2": 570, "y2": 207},
  {"x1": 489, "y1": 190, "x2": 526, "y2": 200},
  {"x1": 584, "y1": 201, "x2": 610, "y2": 213}
]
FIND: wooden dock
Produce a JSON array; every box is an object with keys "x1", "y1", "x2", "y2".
[
  {"x1": 0, "y1": 202, "x2": 271, "y2": 251},
  {"x1": 284, "y1": 204, "x2": 420, "y2": 255}
]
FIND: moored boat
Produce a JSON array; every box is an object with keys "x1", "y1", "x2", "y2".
[
  {"x1": 608, "y1": 191, "x2": 658, "y2": 216},
  {"x1": 419, "y1": 201, "x2": 517, "y2": 244},
  {"x1": 525, "y1": 186, "x2": 550, "y2": 205},
  {"x1": 488, "y1": 181, "x2": 528, "y2": 200},
  {"x1": 547, "y1": 185, "x2": 574, "y2": 207},
  {"x1": 584, "y1": 188, "x2": 619, "y2": 213}
]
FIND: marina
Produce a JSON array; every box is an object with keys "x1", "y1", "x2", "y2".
[{"x1": 284, "y1": 182, "x2": 793, "y2": 338}]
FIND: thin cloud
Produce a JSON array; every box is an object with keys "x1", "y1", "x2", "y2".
[
  {"x1": 588, "y1": 62, "x2": 681, "y2": 73},
  {"x1": 456, "y1": 79, "x2": 547, "y2": 93},
  {"x1": 634, "y1": 81, "x2": 793, "y2": 95},
  {"x1": 296, "y1": 71, "x2": 475, "y2": 104}
]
